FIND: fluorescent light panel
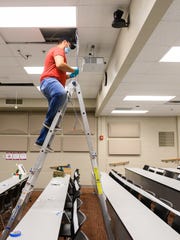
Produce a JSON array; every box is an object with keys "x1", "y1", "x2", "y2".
[
  {"x1": 112, "y1": 110, "x2": 148, "y2": 114},
  {"x1": 0, "y1": 7, "x2": 76, "y2": 27},
  {"x1": 123, "y1": 96, "x2": 175, "y2": 101},
  {"x1": 24, "y1": 67, "x2": 44, "y2": 74},
  {"x1": 160, "y1": 46, "x2": 180, "y2": 62}
]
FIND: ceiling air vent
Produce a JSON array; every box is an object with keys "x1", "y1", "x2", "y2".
[
  {"x1": 6, "y1": 99, "x2": 23, "y2": 105},
  {"x1": 40, "y1": 28, "x2": 77, "y2": 44}
]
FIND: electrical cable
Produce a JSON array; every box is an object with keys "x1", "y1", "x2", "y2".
[
  {"x1": 75, "y1": 29, "x2": 80, "y2": 82},
  {"x1": 69, "y1": 29, "x2": 84, "y2": 132}
]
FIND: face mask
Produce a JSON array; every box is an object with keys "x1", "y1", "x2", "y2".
[{"x1": 65, "y1": 47, "x2": 71, "y2": 54}]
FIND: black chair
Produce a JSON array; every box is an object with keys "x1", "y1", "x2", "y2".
[
  {"x1": 123, "y1": 184, "x2": 131, "y2": 192},
  {"x1": 59, "y1": 199, "x2": 87, "y2": 239},
  {"x1": 68, "y1": 179, "x2": 81, "y2": 199},
  {"x1": 65, "y1": 196, "x2": 83, "y2": 213},
  {"x1": 130, "y1": 189, "x2": 140, "y2": 199},
  {"x1": 145, "y1": 190, "x2": 156, "y2": 197},
  {"x1": 74, "y1": 231, "x2": 89, "y2": 240},
  {"x1": 153, "y1": 202, "x2": 170, "y2": 222},
  {"x1": 0, "y1": 192, "x2": 7, "y2": 228},
  {"x1": 127, "y1": 179, "x2": 133, "y2": 184},
  {"x1": 4, "y1": 187, "x2": 15, "y2": 212},
  {"x1": 176, "y1": 174, "x2": 180, "y2": 181},
  {"x1": 123, "y1": 179, "x2": 133, "y2": 192},
  {"x1": 109, "y1": 171, "x2": 116, "y2": 180},
  {"x1": 164, "y1": 170, "x2": 176, "y2": 179},
  {"x1": 74, "y1": 169, "x2": 80, "y2": 182},
  {"x1": 20, "y1": 179, "x2": 27, "y2": 191},
  {"x1": 159, "y1": 198, "x2": 173, "y2": 208},
  {"x1": 111, "y1": 169, "x2": 118, "y2": 174},
  {"x1": 12, "y1": 184, "x2": 22, "y2": 207},
  {"x1": 109, "y1": 172, "x2": 122, "y2": 186},
  {"x1": 140, "y1": 195, "x2": 153, "y2": 209},
  {"x1": 156, "y1": 169, "x2": 164, "y2": 175},
  {"x1": 134, "y1": 183, "x2": 143, "y2": 189},
  {"x1": 148, "y1": 167, "x2": 155, "y2": 173},
  {"x1": 171, "y1": 214, "x2": 180, "y2": 234},
  {"x1": 143, "y1": 165, "x2": 149, "y2": 170}
]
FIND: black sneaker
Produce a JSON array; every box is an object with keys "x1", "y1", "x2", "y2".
[
  {"x1": 43, "y1": 123, "x2": 61, "y2": 131},
  {"x1": 35, "y1": 142, "x2": 54, "y2": 152}
]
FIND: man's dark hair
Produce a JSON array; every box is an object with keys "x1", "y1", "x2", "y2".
[
  {"x1": 58, "y1": 36, "x2": 76, "y2": 49},
  {"x1": 58, "y1": 37, "x2": 71, "y2": 44}
]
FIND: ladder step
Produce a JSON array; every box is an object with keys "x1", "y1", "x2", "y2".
[
  {"x1": 43, "y1": 123, "x2": 61, "y2": 131},
  {"x1": 34, "y1": 143, "x2": 54, "y2": 153}
]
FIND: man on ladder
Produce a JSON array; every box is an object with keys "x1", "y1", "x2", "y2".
[
  {"x1": 35, "y1": 36, "x2": 79, "y2": 151},
  {"x1": 0, "y1": 34, "x2": 114, "y2": 240}
]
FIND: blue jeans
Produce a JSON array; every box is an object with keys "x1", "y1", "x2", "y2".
[{"x1": 36, "y1": 77, "x2": 67, "y2": 144}]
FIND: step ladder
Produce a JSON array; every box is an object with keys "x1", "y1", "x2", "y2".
[{"x1": 0, "y1": 80, "x2": 114, "y2": 240}]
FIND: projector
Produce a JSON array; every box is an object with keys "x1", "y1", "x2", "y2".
[{"x1": 81, "y1": 57, "x2": 105, "y2": 72}]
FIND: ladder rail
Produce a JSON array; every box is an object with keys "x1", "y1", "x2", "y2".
[
  {"x1": 0, "y1": 92, "x2": 70, "y2": 240},
  {"x1": 74, "y1": 81, "x2": 114, "y2": 240}
]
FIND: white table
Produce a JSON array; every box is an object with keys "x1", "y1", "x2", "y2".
[
  {"x1": 0, "y1": 175, "x2": 28, "y2": 194},
  {"x1": 125, "y1": 167, "x2": 180, "y2": 210},
  {"x1": 7, "y1": 175, "x2": 70, "y2": 240},
  {"x1": 110, "y1": 170, "x2": 180, "y2": 216},
  {"x1": 101, "y1": 172, "x2": 180, "y2": 240}
]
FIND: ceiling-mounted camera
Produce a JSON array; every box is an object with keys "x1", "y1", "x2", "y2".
[{"x1": 112, "y1": 9, "x2": 130, "y2": 28}]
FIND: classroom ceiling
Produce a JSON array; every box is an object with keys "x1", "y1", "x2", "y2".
[{"x1": 0, "y1": 0, "x2": 180, "y2": 116}]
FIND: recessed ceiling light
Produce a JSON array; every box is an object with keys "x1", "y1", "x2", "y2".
[
  {"x1": 0, "y1": 7, "x2": 76, "y2": 27},
  {"x1": 160, "y1": 46, "x2": 180, "y2": 62},
  {"x1": 111, "y1": 110, "x2": 148, "y2": 114},
  {"x1": 24, "y1": 67, "x2": 43, "y2": 74},
  {"x1": 123, "y1": 96, "x2": 175, "y2": 101}
]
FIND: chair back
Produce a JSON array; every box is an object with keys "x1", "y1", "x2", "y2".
[
  {"x1": 148, "y1": 167, "x2": 155, "y2": 173},
  {"x1": 172, "y1": 214, "x2": 180, "y2": 234},
  {"x1": 74, "y1": 231, "x2": 89, "y2": 240},
  {"x1": 153, "y1": 202, "x2": 170, "y2": 221},
  {"x1": 140, "y1": 195, "x2": 153, "y2": 209},
  {"x1": 164, "y1": 170, "x2": 175, "y2": 179},
  {"x1": 0, "y1": 192, "x2": 6, "y2": 213},
  {"x1": 73, "y1": 199, "x2": 79, "y2": 234},
  {"x1": 73, "y1": 199, "x2": 87, "y2": 237},
  {"x1": 143, "y1": 165, "x2": 149, "y2": 170},
  {"x1": 159, "y1": 198, "x2": 173, "y2": 208}
]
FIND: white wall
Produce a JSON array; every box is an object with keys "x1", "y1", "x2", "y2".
[
  {"x1": 0, "y1": 113, "x2": 179, "y2": 188},
  {"x1": 98, "y1": 116, "x2": 179, "y2": 176}
]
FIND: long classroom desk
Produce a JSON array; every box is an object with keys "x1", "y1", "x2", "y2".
[
  {"x1": 7, "y1": 175, "x2": 70, "y2": 240},
  {"x1": 101, "y1": 172, "x2": 180, "y2": 240},
  {"x1": 0, "y1": 174, "x2": 28, "y2": 194},
  {"x1": 125, "y1": 167, "x2": 180, "y2": 210},
  {"x1": 110, "y1": 170, "x2": 180, "y2": 218}
]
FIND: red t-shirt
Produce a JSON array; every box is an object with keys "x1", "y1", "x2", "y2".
[{"x1": 40, "y1": 46, "x2": 67, "y2": 86}]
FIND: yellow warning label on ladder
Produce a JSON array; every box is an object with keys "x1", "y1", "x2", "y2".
[{"x1": 94, "y1": 167, "x2": 103, "y2": 195}]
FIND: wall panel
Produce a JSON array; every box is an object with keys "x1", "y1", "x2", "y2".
[{"x1": 108, "y1": 139, "x2": 141, "y2": 155}]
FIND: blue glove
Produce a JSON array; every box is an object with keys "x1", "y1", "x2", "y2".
[{"x1": 69, "y1": 67, "x2": 79, "y2": 78}]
